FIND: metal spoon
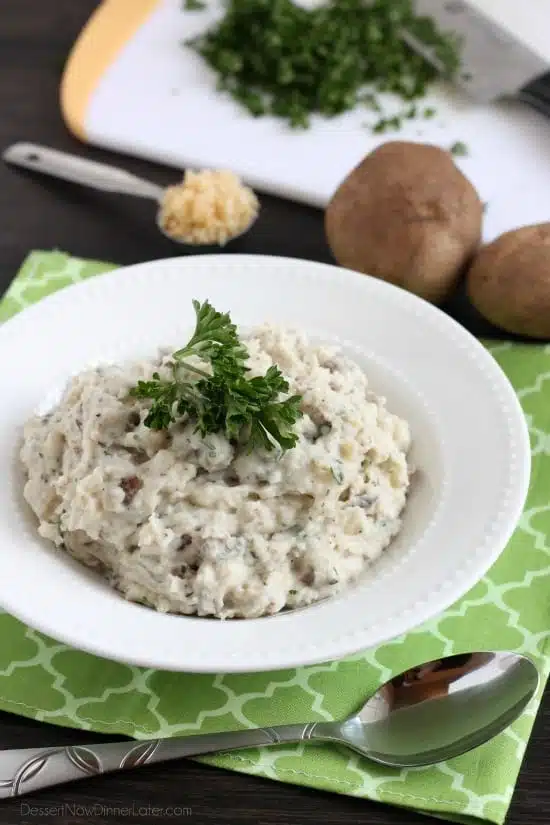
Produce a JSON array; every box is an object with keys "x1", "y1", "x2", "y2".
[
  {"x1": 0, "y1": 651, "x2": 538, "y2": 798},
  {"x1": 1, "y1": 142, "x2": 258, "y2": 246}
]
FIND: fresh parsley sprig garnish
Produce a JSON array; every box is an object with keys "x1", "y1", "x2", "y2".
[{"x1": 129, "y1": 300, "x2": 303, "y2": 452}]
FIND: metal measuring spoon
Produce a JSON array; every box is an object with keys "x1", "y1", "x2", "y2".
[
  {"x1": 2, "y1": 142, "x2": 259, "y2": 246},
  {"x1": 0, "y1": 651, "x2": 538, "y2": 798}
]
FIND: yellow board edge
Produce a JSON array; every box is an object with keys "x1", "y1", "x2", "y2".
[{"x1": 60, "y1": 0, "x2": 161, "y2": 141}]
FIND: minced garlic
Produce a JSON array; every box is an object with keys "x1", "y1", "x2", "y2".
[{"x1": 158, "y1": 169, "x2": 259, "y2": 245}]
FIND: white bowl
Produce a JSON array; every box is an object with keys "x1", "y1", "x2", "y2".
[{"x1": 0, "y1": 255, "x2": 530, "y2": 672}]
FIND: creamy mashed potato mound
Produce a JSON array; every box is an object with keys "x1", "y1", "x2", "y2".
[{"x1": 20, "y1": 325, "x2": 412, "y2": 619}]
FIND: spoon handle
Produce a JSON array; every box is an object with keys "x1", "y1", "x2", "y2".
[
  {"x1": 2, "y1": 142, "x2": 164, "y2": 200},
  {"x1": 0, "y1": 723, "x2": 333, "y2": 798}
]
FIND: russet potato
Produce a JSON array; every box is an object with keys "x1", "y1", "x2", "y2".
[
  {"x1": 325, "y1": 141, "x2": 483, "y2": 304},
  {"x1": 467, "y1": 223, "x2": 550, "y2": 339}
]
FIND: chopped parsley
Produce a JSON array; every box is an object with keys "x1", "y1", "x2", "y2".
[
  {"x1": 450, "y1": 140, "x2": 469, "y2": 157},
  {"x1": 184, "y1": 0, "x2": 461, "y2": 129},
  {"x1": 129, "y1": 300, "x2": 303, "y2": 452}
]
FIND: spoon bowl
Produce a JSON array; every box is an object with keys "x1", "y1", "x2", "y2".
[
  {"x1": 2, "y1": 142, "x2": 258, "y2": 247},
  {"x1": 0, "y1": 651, "x2": 539, "y2": 798},
  {"x1": 154, "y1": 207, "x2": 255, "y2": 249},
  {"x1": 331, "y1": 651, "x2": 539, "y2": 767}
]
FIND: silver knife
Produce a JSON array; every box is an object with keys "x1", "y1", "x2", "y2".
[{"x1": 403, "y1": 0, "x2": 550, "y2": 117}]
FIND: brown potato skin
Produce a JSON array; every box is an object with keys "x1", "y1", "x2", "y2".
[
  {"x1": 325, "y1": 141, "x2": 483, "y2": 303},
  {"x1": 466, "y1": 223, "x2": 550, "y2": 339}
]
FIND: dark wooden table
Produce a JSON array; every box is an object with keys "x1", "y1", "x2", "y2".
[{"x1": 0, "y1": 2, "x2": 548, "y2": 824}]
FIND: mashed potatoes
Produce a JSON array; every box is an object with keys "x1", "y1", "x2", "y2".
[{"x1": 20, "y1": 325, "x2": 411, "y2": 619}]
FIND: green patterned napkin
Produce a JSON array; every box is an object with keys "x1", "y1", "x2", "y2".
[{"x1": 1, "y1": 251, "x2": 549, "y2": 825}]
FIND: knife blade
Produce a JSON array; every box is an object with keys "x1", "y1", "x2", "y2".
[{"x1": 402, "y1": 0, "x2": 550, "y2": 112}]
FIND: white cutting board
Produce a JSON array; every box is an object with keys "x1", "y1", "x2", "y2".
[{"x1": 61, "y1": 0, "x2": 550, "y2": 242}]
